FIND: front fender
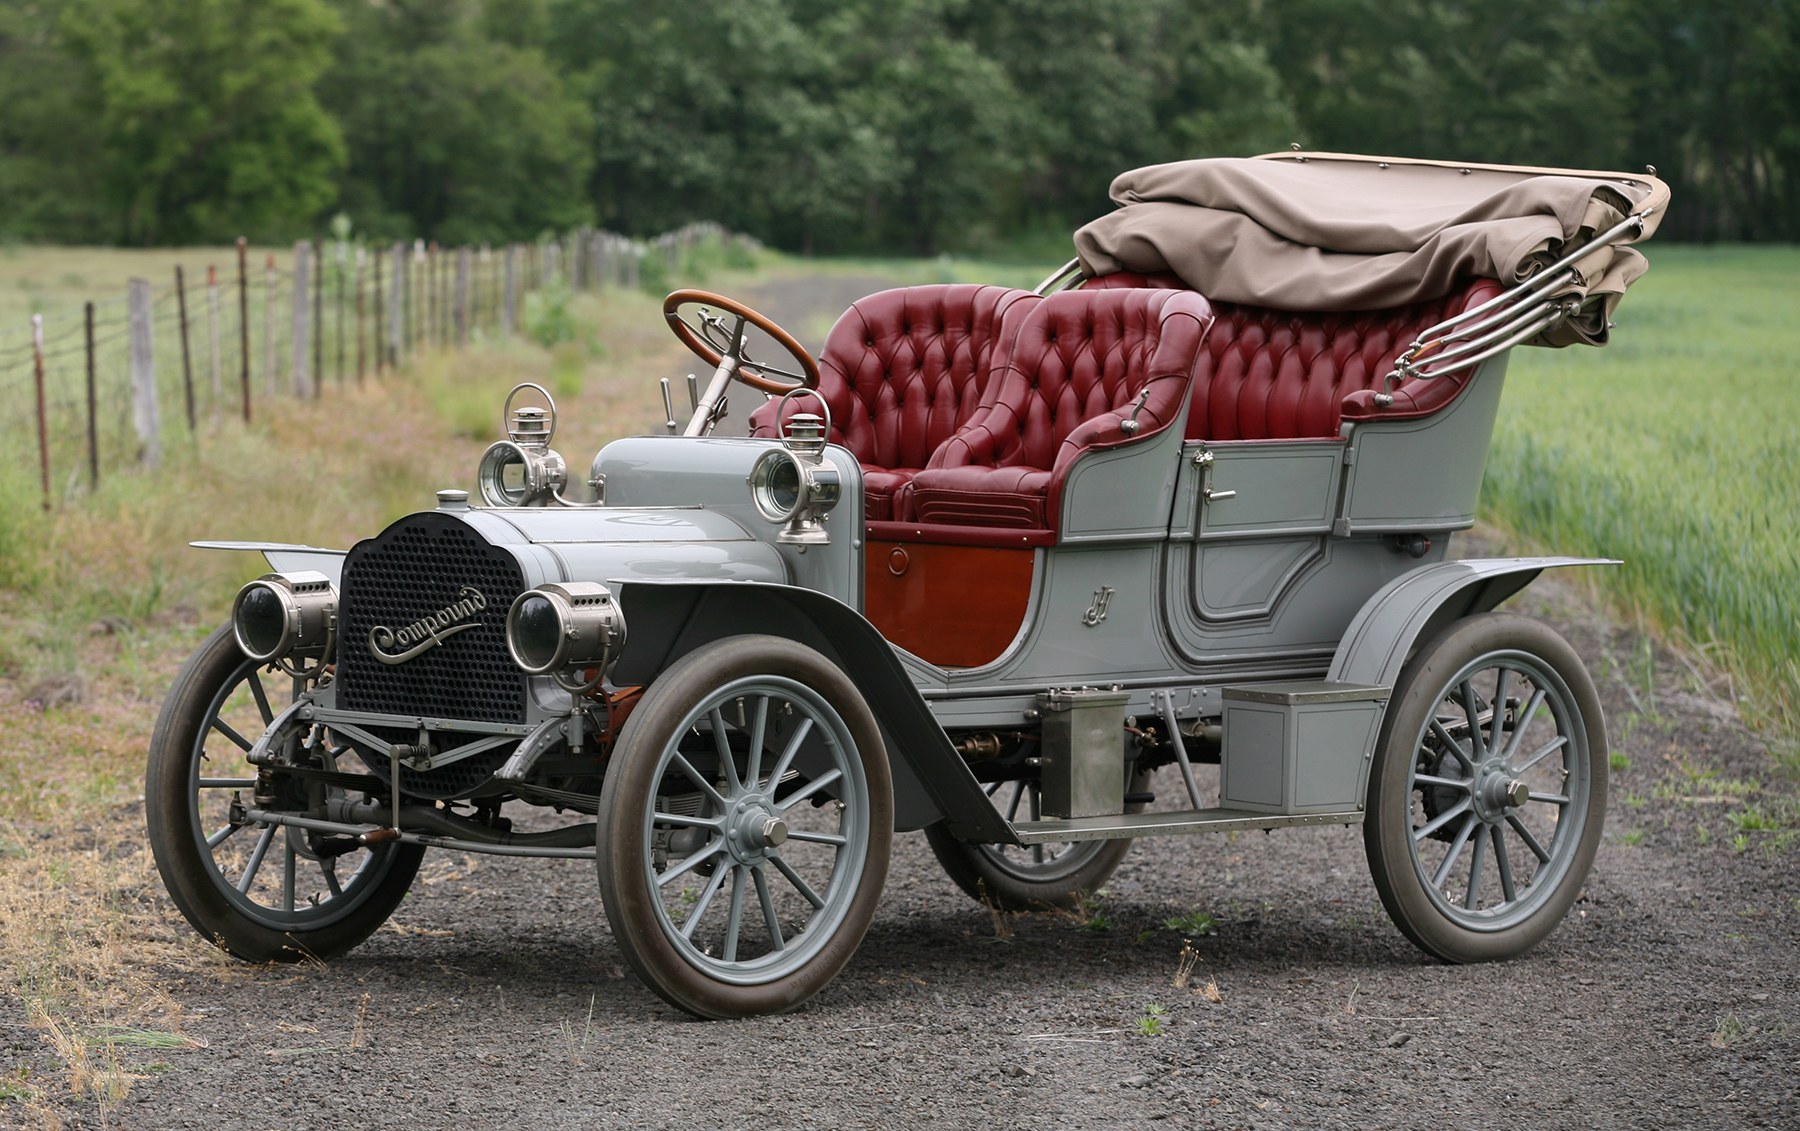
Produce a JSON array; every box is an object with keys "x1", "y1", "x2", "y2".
[{"x1": 609, "y1": 580, "x2": 1015, "y2": 844}]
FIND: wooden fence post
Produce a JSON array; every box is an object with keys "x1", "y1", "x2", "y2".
[
  {"x1": 237, "y1": 238, "x2": 251, "y2": 423},
  {"x1": 291, "y1": 241, "x2": 311, "y2": 398},
  {"x1": 391, "y1": 243, "x2": 405, "y2": 366},
  {"x1": 312, "y1": 239, "x2": 323, "y2": 397},
  {"x1": 360, "y1": 246, "x2": 370, "y2": 383},
  {"x1": 174, "y1": 264, "x2": 196, "y2": 433},
  {"x1": 373, "y1": 245, "x2": 384, "y2": 376},
  {"x1": 334, "y1": 241, "x2": 346, "y2": 384},
  {"x1": 128, "y1": 278, "x2": 161, "y2": 467},
  {"x1": 263, "y1": 254, "x2": 276, "y2": 398},
  {"x1": 84, "y1": 301, "x2": 98, "y2": 491},
  {"x1": 455, "y1": 247, "x2": 470, "y2": 346},
  {"x1": 503, "y1": 245, "x2": 518, "y2": 336},
  {"x1": 31, "y1": 314, "x2": 50, "y2": 510},
  {"x1": 207, "y1": 264, "x2": 222, "y2": 422}
]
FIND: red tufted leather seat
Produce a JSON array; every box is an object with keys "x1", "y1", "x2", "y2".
[
  {"x1": 1080, "y1": 272, "x2": 1506, "y2": 440},
  {"x1": 909, "y1": 289, "x2": 1214, "y2": 531},
  {"x1": 748, "y1": 284, "x2": 1040, "y2": 520}
]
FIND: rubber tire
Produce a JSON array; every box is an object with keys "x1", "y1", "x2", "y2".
[
  {"x1": 1364, "y1": 612, "x2": 1607, "y2": 963},
  {"x1": 923, "y1": 773, "x2": 1145, "y2": 911},
  {"x1": 596, "y1": 635, "x2": 893, "y2": 1018},
  {"x1": 146, "y1": 624, "x2": 425, "y2": 962}
]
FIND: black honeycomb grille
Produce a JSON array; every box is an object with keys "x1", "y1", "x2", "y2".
[{"x1": 338, "y1": 512, "x2": 527, "y2": 725}]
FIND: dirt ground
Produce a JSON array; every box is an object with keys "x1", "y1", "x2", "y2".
[{"x1": 5, "y1": 273, "x2": 1795, "y2": 1130}]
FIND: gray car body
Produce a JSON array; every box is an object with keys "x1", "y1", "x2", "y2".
[{"x1": 207, "y1": 351, "x2": 1608, "y2": 845}]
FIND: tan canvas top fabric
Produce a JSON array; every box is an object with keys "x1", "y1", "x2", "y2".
[{"x1": 1074, "y1": 152, "x2": 1670, "y2": 346}]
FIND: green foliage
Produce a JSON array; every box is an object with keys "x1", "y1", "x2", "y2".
[
  {"x1": 1136, "y1": 1002, "x2": 1167, "y2": 1037},
  {"x1": 1164, "y1": 909, "x2": 1217, "y2": 937},
  {"x1": 522, "y1": 277, "x2": 577, "y2": 348},
  {"x1": 58, "y1": 0, "x2": 345, "y2": 244},
  {"x1": 0, "y1": 0, "x2": 1795, "y2": 247}
]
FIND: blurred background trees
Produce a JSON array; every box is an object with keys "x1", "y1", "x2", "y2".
[{"x1": 1, "y1": 0, "x2": 1793, "y2": 249}]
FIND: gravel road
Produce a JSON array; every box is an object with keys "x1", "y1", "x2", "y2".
[{"x1": 15, "y1": 273, "x2": 1795, "y2": 1130}]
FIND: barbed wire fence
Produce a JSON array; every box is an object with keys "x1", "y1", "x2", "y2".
[{"x1": 0, "y1": 222, "x2": 751, "y2": 510}]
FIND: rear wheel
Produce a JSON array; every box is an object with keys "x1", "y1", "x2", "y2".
[
  {"x1": 1365, "y1": 613, "x2": 1606, "y2": 962},
  {"x1": 146, "y1": 625, "x2": 424, "y2": 962},
  {"x1": 924, "y1": 773, "x2": 1143, "y2": 911},
  {"x1": 597, "y1": 636, "x2": 892, "y2": 1018}
]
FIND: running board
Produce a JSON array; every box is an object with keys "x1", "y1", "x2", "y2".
[{"x1": 1012, "y1": 807, "x2": 1363, "y2": 844}]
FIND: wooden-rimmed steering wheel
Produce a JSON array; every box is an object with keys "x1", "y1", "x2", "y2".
[{"x1": 662, "y1": 290, "x2": 821, "y2": 394}]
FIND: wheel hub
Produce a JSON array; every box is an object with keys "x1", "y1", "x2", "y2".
[
  {"x1": 723, "y1": 794, "x2": 782, "y2": 862},
  {"x1": 1475, "y1": 770, "x2": 1530, "y2": 820}
]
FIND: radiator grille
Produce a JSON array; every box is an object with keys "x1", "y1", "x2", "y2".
[{"x1": 338, "y1": 513, "x2": 528, "y2": 725}]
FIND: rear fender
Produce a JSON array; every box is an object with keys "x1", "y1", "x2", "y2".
[
  {"x1": 610, "y1": 580, "x2": 1015, "y2": 844},
  {"x1": 1327, "y1": 556, "x2": 1617, "y2": 798}
]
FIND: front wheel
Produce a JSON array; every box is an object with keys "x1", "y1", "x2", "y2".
[
  {"x1": 146, "y1": 625, "x2": 425, "y2": 962},
  {"x1": 596, "y1": 635, "x2": 892, "y2": 1018},
  {"x1": 1364, "y1": 613, "x2": 1607, "y2": 963}
]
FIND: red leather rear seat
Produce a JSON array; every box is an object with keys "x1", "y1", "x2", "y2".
[
  {"x1": 909, "y1": 289, "x2": 1214, "y2": 532},
  {"x1": 748, "y1": 284, "x2": 1040, "y2": 520},
  {"x1": 1079, "y1": 273, "x2": 1506, "y2": 440}
]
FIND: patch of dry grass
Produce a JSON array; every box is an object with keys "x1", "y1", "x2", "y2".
[{"x1": 0, "y1": 276, "x2": 695, "y2": 1119}]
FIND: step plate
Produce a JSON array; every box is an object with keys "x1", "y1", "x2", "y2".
[{"x1": 1012, "y1": 807, "x2": 1363, "y2": 845}]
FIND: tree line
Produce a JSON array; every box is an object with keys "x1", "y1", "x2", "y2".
[{"x1": 2, "y1": 0, "x2": 1794, "y2": 253}]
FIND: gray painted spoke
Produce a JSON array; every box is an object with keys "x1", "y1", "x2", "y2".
[
  {"x1": 236, "y1": 824, "x2": 276, "y2": 893},
  {"x1": 745, "y1": 695, "x2": 770, "y2": 790},
  {"x1": 1432, "y1": 814, "x2": 1479, "y2": 889},
  {"x1": 1429, "y1": 717, "x2": 1475, "y2": 772},
  {"x1": 210, "y1": 717, "x2": 253, "y2": 753},
  {"x1": 1489, "y1": 667, "x2": 1512, "y2": 754},
  {"x1": 656, "y1": 839, "x2": 724, "y2": 888},
  {"x1": 1413, "y1": 797, "x2": 1472, "y2": 842},
  {"x1": 1458, "y1": 681, "x2": 1488, "y2": 761},
  {"x1": 206, "y1": 824, "x2": 241, "y2": 849},
  {"x1": 707, "y1": 708, "x2": 741, "y2": 793},
  {"x1": 246, "y1": 673, "x2": 274, "y2": 725},
  {"x1": 651, "y1": 811, "x2": 725, "y2": 831},
  {"x1": 784, "y1": 829, "x2": 847, "y2": 847},
  {"x1": 1507, "y1": 813, "x2": 1552, "y2": 862},
  {"x1": 1464, "y1": 825, "x2": 1488, "y2": 910},
  {"x1": 1514, "y1": 733, "x2": 1569, "y2": 775},
  {"x1": 321, "y1": 859, "x2": 343, "y2": 899},
  {"x1": 680, "y1": 863, "x2": 732, "y2": 940},
  {"x1": 765, "y1": 717, "x2": 816, "y2": 792},
  {"x1": 722, "y1": 867, "x2": 747, "y2": 963},
  {"x1": 753, "y1": 867, "x2": 785, "y2": 952},
  {"x1": 1492, "y1": 825, "x2": 1517, "y2": 903},
  {"x1": 778, "y1": 768, "x2": 843, "y2": 811},
  {"x1": 1414, "y1": 773, "x2": 1472, "y2": 791},
  {"x1": 282, "y1": 845, "x2": 296, "y2": 913},
  {"x1": 1031, "y1": 843, "x2": 1046, "y2": 865},
  {"x1": 1528, "y1": 791, "x2": 1571, "y2": 806},
  {"x1": 769, "y1": 852, "x2": 826, "y2": 909},
  {"x1": 1004, "y1": 781, "x2": 1026, "y2": 822},
  {"x1": 669, "y1": 753, "x2": 728, "y2": 810},
  {"x1": 1499, "y1": 689, "x2": 1547, "y2": 765}
]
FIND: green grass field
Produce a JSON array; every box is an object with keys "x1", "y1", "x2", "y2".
[{"x1": 1484, "y1": 246, "x2": 1800, "y2": 742}]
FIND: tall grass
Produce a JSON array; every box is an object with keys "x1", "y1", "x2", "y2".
[{"x1": 1483, "y1": 245, "x2": 1800, "y2": 746}]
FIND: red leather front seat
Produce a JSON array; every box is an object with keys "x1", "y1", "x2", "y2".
[
  {"x1": 909, "y1": 289, "x2": 1214, "y2": 532},
  {"x1": 749, "y1": 284, "x2": 1040, "y2": 520}
]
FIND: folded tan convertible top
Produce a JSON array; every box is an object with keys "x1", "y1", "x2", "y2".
[{"x1": 1073, "y1": 152, "x2": 1670, "y2": 346}]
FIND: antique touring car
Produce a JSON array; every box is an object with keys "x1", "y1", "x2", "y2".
[{"x1": 147, "y1": 153, "x2": 1668, "y2": 1017}]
